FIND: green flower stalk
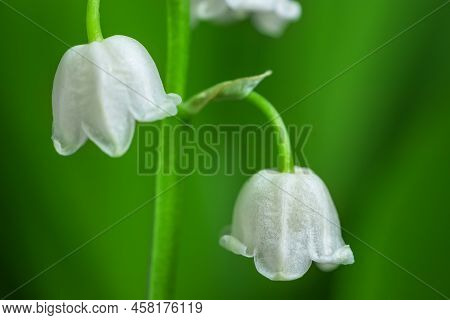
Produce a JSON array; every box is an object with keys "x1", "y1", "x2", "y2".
[
  {"x1": 148, "y1": 0, "x2": 191, "y2": 300},
  {"x1": 245, "y1": 92, "x2": 294, "y2": 173},
  {"x1": 86, "y1": 0, "x2": 103, "y2": 42}
]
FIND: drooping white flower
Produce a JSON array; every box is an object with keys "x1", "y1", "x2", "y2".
[
  {"x1": 52, "y1": 35, "x2": 181, "y2": 157},
  {"x1": 220, "y1": 167, "x2": 354, "y2": 280},
  {"x1": 191, "y1": 0, "x2": 301, "y2": 37}
]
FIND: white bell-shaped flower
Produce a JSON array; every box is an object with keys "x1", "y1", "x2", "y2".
[
  {"x1": 52, "y1": 35, "x2": 181, "y2": 157},
  {"x1": 220, "y1": 167, "x2": 354, "y2": 280},
  {"x1": 191, "y1": 0, "x2": 301, "y2": 37}
]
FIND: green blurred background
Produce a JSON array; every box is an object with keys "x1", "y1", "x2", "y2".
[{"x1": 1, "y1": 0, "x2": 449, "y2": 299}]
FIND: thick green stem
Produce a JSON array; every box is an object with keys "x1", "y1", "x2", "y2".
[
  {"x1": 165, "y1": 0, "x2": 190, "y2": 95},
  {"x1": 86, "y1": 0, "x2": 103, "y2": 43},
  {"x1": 148, "y1": 0, "x2": 190, "y2": 300},
  {"x1": 246, "y1": 92, "x2": 295, "y2": 173}
]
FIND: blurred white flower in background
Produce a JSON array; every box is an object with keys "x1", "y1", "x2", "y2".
[
  {"x1": 191, "y1": 0, "x2": 301, "y2": 37},
  {"x1": 52, "y1": 35, "x2": 181, "y2": 157},
  {"x1": 220, "y1": 167, "x2": 354, "y2": 280}
]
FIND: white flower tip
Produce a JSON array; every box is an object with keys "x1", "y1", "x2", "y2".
[
  {"x1": 52, "y1": 137, "x2": 77, "y2": 156},
  {"x1": 168, "y1": 93, "x2": 183, "y2": 108},
  {"x1": 196, "y1": 2, "x2": 214, "y2": 19},
  {"x1": 103, "y1": 146, "x2": 128, "y2": 158},
  {"x1": 316, "y1": 252, "x2": 355, "y2": 272},
  {"x1": 254, "y1": 254, "x2": 312, "y2": 281},
  {"x1": 315, "y1": 245, "x2": 355, "y2": 272},
  {"x1": 266, "y1": 271, "x2": 301, "y2": 281},
  {"x1": 220, "y1": 235, "x2": 251, "y2": 257},
  {"x1": 136, "y1": 93, "x2": 181, "y2": 122},
  {"x1": 328, "y1": 245, "x2": 355, "y2": 265},
  {"x1": 276, "y1": 1, "x2": 302, "y2": 20},
  {"x1": 339, "y1": 245, "x2": 355, "y2": 265}
]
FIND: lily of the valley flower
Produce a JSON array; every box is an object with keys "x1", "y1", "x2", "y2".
[
  {"x1": 52, "y1": 35, "x2": 181, "y2": 157},
  {"x1": 220, "y1": 167, "x2": 354, "y2": 280},
  {"x1": 191, "y1": 0, "x2": 301, "y2": 37}
]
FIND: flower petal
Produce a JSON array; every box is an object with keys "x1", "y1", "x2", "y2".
[
  {"x1": 80, "y1": 41, "x2": 135, "y2": 157},
  {"x1": 227, "y1": 170, "x2": 313, "y2": 280},
  {"x1": 275, "y1": 0, "x2": 301, "y2": 19},
  {"x1": 254, "y1": 247, "x2": 312, "y2": 281},
  {"x1": 226, "y1": 0, "x2": 283, "y2": 12},
  {"x1": 52, "y1": 46, "x2": 88, "y2": 155},
  {"x1": 252, "y1": 10, "x2": 293, "y2": 37},
  {"x1": 102, "y1": 36, "x2": 181, "y2": 122},
  {"x1": 193, "y1": 0, "x2": 231, "y2": 20},
  {"x1": 295, "y1": 168, "x2": 355, "y2": 267}
]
